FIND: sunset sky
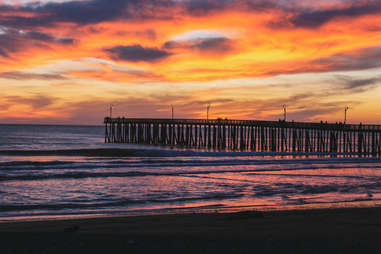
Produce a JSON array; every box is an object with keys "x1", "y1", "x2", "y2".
[{"x1": 1, "y1": 0, "x2": 381, "y2": 125}]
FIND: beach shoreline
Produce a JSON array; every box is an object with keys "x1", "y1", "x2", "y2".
[{"x1": 1, "y1": 206, "x2": 380, "y2": 253}]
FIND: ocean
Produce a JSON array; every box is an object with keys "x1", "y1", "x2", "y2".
[{"x1": 0, "y1": 124, "x2": 380, "y2": 221}]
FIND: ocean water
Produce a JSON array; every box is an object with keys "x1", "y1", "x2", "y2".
[{"x1": 0, "y1": 124, "x2": 380, "y2": 221}]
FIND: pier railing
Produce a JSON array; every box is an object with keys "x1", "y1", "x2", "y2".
[{"x1": 104, "y1": 117, "x2": 381, "y2": 155}]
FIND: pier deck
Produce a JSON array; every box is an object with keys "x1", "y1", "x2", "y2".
[{"x1": 104, "y1": 117, "x2": 381, "y2": 155}]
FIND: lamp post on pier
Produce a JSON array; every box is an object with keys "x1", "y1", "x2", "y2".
[
  {"x1": 283, "y1": 104, "x2": 287, "y2": 121},
  {"x1": 206, "y1": 103, "x2": 211, "y2": 121},
  {"x1": 344, "y1": 106, "x2": 349, "y2": 124},
  {"x1": 109, "y1": 104, "x2": 114, "y2": 118}
]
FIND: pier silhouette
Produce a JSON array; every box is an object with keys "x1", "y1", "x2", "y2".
[{"x1": 104, "y1": 117, "x2": 381, "y2": 156}]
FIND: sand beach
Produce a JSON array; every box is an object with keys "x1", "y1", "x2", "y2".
[{"x1": 1, "y1": 207, "x2": 380, "y2": 254}]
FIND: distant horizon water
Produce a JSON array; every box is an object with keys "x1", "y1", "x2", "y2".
[
  {"x1": 3, "y1": 118, "x2": 381, "y2": 126},
  {"x1": 0, "y1": 124, "x2": 380, "y2": 222}
]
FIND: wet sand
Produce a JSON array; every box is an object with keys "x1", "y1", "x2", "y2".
[{"x1": 0, "y1": 207, "x2": 380, "y2": 253}]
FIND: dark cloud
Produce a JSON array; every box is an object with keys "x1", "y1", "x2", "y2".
[
  {"x1": 184, "y1": 0, "x2": 231, "y2": 16},
  {"x1": 0, "y1": 29, "x2": 74, "y2": 57},
  {"x1": 290, "y1": 2, "x2": 381, "y2": 28},
  {"x1": 312, "y1": 46, "x2": 381, "y2": 72},
  {"x1": 106, "y1": 45, "x2": 171, "y2": 62},
  {"x1": 184, "y1": 0, "x2": 278, "y2": 16},
  {"x1": 1, "y1": 0, "x2": 377, "y2": 31},
  {"x1": 57, "y1": 37, "x2": 75, "y2": 44},
  {"x1": 0, "y1": 31, "x2": 20, "y2": 56},
  {"x1": 0, "y1": 71, "x2": 67, "y2": 80},
  {"x1": 0, "y1": 0, "x2": 129, "y2": 28},
  {"x1": 5, "y1": 95, "x2": 55, "y2": 109},
  {"x1": 0, "y1": 0, "x2": 174, "y2": 28},
  {"x1": 41, "y1": 0, "x2": 128, "y2": 24},
  {"x1": 335, "y1": 75, "x2": 381, "y2": 91},
  {"x1": 194, "y1": 37, "x2": 232, "y2": 52},
  {"x1": 164, "y1": 37, "x2": 233, "y2": 53},
  {"x1": 26, "y1": 31, "x2": 55, "y2": 42},
  {"x1": 0, "y1": 0, "x2": 283, "y2": 30},
  {"x1": 0, "y1": 43, "x2": 26, "y2": 57},
  {"x1": 24, "y1": 31, "x2": 74, "y2": 44},
  {"x1": 23, "y1": 31, "x2": 74, "y2": 44},
  {"x1": 0, "y1": 48, "x2": 8, "y2": 57}
]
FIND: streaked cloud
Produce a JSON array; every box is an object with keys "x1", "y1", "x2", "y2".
[
  {"x1": 311, "y1": 46, "x2": 381, "y2": 72},
  {"x1": 0, "y1": 71, "x2": 67, "y2": 80},
  {"x1": 5, "y1": 95, "x2": 56, "y2": 109},
  {"x1": 289, "y1": 1, "x2": 381, "y2": 28},
  {"x1": 0, "y1": 28, "x2": 74, "y2": 57},
  {"x1": 335, "y1": 75, "x2": 381, "y2": 91}
]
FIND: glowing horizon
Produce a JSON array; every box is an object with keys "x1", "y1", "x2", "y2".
[{"x1": 1, "y1": 0, "x2": 381, "y2": 125}]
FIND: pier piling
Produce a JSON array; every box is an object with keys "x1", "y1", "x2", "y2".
[{"x1": 104, "y1": 118, "x2": 381, "y2": 156}]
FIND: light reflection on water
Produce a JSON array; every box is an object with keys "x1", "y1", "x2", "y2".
[
  {"x1": 1, "y1": 156, "x2": 381, "y2": 221},
  {"x1": 0, "y1": 124, "x2": 381, "y2": 221}
]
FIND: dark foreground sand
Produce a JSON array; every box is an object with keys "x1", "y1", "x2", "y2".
[{"x1": 0, "y1": 207, "x2": 380, "y2": 254}]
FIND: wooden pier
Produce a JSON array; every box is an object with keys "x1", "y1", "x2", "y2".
[{"x1": 104, "y1": 117, "x2": 381, "y2": 155}]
